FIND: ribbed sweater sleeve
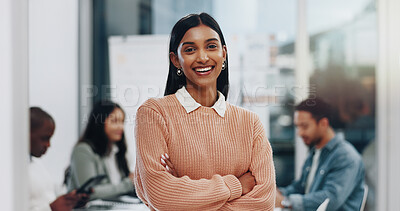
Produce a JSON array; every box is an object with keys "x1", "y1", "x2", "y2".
[
  {"x1": 134, "y1": 105, "x2": 242, "y2": 210},
  {"x1": 221, "y1": 115, "x2": 276, "y2": 210}
]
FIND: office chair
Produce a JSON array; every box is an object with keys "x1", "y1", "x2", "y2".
[{"x1": 360, "y1": 184, "x2": 369, "y2": 211}]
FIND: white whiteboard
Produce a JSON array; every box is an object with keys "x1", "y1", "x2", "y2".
[{"x1": 108, "y1": 35, "x2": 170, "y2": 170}]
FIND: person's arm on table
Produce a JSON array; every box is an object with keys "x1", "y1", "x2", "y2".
[
  {"x1": 48, "y1": 190, "x2": 87, "y2": 211},
  {"x1": 70, "y1": 145, "x2": 133, "y2": 199},
  {"x1": 284, "y1": 153, "x2": 364, "y2": 210}
]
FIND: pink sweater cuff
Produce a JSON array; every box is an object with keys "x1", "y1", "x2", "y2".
[{"x1": 223, "y1": 175, "x2": 242, "y2": 201}]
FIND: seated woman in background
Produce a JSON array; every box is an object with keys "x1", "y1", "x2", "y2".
[
  {"x1": 67, "y1": 100, "x2": 135, "y2": 199},
  {"x1": 134, "y1": 13, "x2": 275, "y2": 210}
]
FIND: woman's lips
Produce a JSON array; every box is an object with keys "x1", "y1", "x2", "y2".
[{"x1": 193, "y1": 66, "x2": 214, "y2": 76}]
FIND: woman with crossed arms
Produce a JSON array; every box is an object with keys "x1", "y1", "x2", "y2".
[{"x1": 134, "y1": 13, "x2": 276, "y2": 210}]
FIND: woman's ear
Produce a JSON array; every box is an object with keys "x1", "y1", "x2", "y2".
[
  {"x1": 222, "y1": 45, "x2": 227, "y2": 61},
  {"x1": 169, "y1": 52, "x2": 181, "y2": 69}
]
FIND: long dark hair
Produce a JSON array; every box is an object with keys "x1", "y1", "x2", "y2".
[
  {"x1": 79, "y1": 100, "x2": 130, "y2": 176},
  {"x1": 164, "y1": 13, "x2": 229, "y2": 98}
]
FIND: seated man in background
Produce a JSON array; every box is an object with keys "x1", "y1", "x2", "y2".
[
  {"x1": 29, "y1": 107, "x2": 87, "y2": 211},
  {"x1": 275, "y1": 98, "x2": 365, "y2": 210}
]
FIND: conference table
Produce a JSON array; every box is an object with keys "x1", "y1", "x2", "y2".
[{"x1": 74, "y1": 196, "x2": 150, "y2": 211}]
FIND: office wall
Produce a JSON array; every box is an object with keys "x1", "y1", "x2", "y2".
[
  {"x1": 1, "y1": 0, "x2": 29, "y2": 210},
  {"x1": 29, "y1": 0, "x2": 79, "y2": 185},
  {"x1": 377, "y1": 0, "x2": 400, "y2": 210}
]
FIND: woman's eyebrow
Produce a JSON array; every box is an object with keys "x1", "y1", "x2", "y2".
[
  {"x1": 182, "y1": 41, "x2": 195, "y2": 46},
  {"x1": 182, "y1": 38, "x2": 219, "y2": 46},
  {"x1": 206, "y1": 38, "x2": 219, "y2": 42}
]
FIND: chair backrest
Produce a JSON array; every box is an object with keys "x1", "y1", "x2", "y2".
[
  {"x1": 360, "y1": 184, "x2": 369, "y2": 211},
  {"x1": 316, "y1": 198, "x2": 330, "y2": 211}
]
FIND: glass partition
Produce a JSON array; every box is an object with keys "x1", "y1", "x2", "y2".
[{"x1": 307, "y1": 0, "x2": 377, "y2": 210}]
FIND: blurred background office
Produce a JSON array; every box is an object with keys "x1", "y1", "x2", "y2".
[{"x1": 2, "y1": 0, "x2": 399, "y2": 210}]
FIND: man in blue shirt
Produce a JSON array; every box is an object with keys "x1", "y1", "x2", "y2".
[{"x1": 275, "y1": 98, "x2": 365, "y2": 210}]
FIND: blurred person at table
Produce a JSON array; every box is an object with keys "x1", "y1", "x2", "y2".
[
  {"x1": 134, "y1": 13, "x2": 276, "y2": 210},
  {"x1": 67, "y1": 101, "x2": 135, "y2": 199},
  {"x1": 29, "y1": 107, "x2": 88, "y2": 211},
  {"x1": 275, "y1": 98, "x2": 365, "y2": 211}
]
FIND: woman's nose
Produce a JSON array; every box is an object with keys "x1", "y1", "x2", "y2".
[{"x1": 197, "y1": 49, "x2": 209, "y2": 63}]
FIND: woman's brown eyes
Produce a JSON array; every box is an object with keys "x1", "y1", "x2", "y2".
[
  {"x1": 208, "y1": 44, "x2": 217, "y2": 49},
  {"x1": 184, "y1": 48, "x2": 195, "y2": 52},
  {"x1": 183, "y1": 44, "x2": 217, "y2": 53}
]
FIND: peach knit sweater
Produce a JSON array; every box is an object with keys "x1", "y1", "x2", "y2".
[{"x1": 134, "y1": 94, "x2": 276, "y2": 210}]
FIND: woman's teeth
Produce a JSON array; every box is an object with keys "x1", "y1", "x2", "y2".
[{"x1": 194, "y1": 66, "x2": 212, "y2": 72}]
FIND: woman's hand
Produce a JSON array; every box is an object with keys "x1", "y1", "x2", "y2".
[
  {"x1": 238, "y1": 172, "x2": 256, "y2": 195},
  {"x1": 161, "y1": 153, "x2": 178, "y2": 177}
]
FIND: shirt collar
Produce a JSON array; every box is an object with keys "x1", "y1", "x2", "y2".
[
  {"x1": 175, "y1": 86, "x2": 226, "y2": 117},
  {"x1": 106, "y1": 144, "x2": 119, "y2": 158},
  {"x1": 111, "y1": 144, "x2": 119, "y2": 154},
  {"x1": 324, "y1": 135, "x2": 341, "y2": 151},
  {"x1": 311, "y1": 135, "x2": 340, "y2": 153}
]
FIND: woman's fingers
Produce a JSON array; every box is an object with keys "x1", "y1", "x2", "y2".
[
  {"x1": 161, "y1": 153, "x2": 178, "y2": 177},
  {"x1": 238, "y1": 171, "x2": 256, "y2": 195},
  {"x1": 161, "y1": 156, "x2": 167, "y2": 165},
  {"x1": 165, "y1": 158, "x2": 178, "y2": 176}
]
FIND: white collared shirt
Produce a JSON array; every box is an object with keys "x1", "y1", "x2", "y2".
[
  {"x1": 103, "y1": 144, "x2": 122, "y2": 185},
  {"x1": 175, "y1": 86, "x2": 226, "y2": 117},
  {"x1": 29, "y1": 157, "x2": 56, "y2": 211}
]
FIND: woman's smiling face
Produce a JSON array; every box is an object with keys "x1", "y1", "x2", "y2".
[{"x1": 171, "y1": 24, "x2": 226, "y2": 90}]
